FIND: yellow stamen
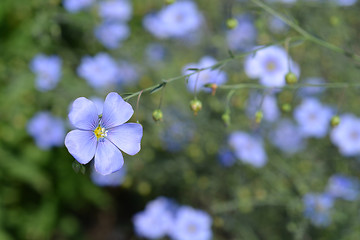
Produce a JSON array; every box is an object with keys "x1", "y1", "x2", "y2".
[{"x1": 94, "y1": 125, "x2": 107, "y2": 140}]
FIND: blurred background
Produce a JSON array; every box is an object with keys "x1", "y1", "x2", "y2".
[{"x1": 1, "y1": 0, "x2": 360, "y2": 239}]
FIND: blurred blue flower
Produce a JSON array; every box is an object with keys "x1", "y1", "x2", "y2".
[
  {"x1": 30, "y1": 54, "x2": 62, "y2": 91},
  {"x1": 330, "y1": 114, "x2": 360, "y2": 157},
  {"x1": 226, "y1": 14, "x2": 257, "y2": 52},
  {"x1": 170, "y1": 206, "x2": 212, "y2": 240},
  {"x1": 98, "y1": 0, "x2": 132, "y2": 22},
  {"x1": 143, "y1": 0, "x2": 203, "y2": 39},
  {"x1": 77, "y1": 53, "x2": 119, "y2": 89},
  {"x1": 65, "y1": 92, "x2": 143, "y2": 175},
  {"x1": 294, "y1": 98, "x2": 333, "y2": 138},
  {"x1": 160, "y1": 121, "x2": 194, "y2": 152},
  {"x1": 228, "y1": 131, "x2": 267, "y2": 168},
  {"x1": 246, "y1": 92, "x2": 280, "y2": 122},
  {"x1": 268, "y1": 16, "x2": 289, "y2": 34},
  {"x1": 133, "y1": 197, "x2": 175, "y2": 239},
  {"x1": 183, "y1": 56, "x2": 227, "y2": 93},
  {"x1": 303, "y1": 193, "x2": 334, "y2": 227},
  {"x1": 27, "y1": 112, "x2": 65, "y2": 150},
  {"x1": 145, "y1": 43, "x2": 166, "y2": 63},
  {"x1": 326, "y1": 174, "x2": 360, "y2": 201},
  {"x1": 63, "y1": 0, "x2": 94, "y2": 13},
  {"x1": 91, "y1": 164, "x2": 126, "y2": 187},
  {"x1": 270, "y1": 119, "x2": 305, "y2": 154},
  {"x1": 116, "y1": 61, "x2": 140, "y2": 88},
  {"x1": 244, "y1": 46, "x2": 300, "y2": 87},
  {"x1": 218, "y1": 147, "x2": 237, "y2": 167},
  {"x1": 333, "y1": 0, "x2": 357, "y2": 6},
  {"x1": 298, "y1": 77, "x2": 326, "y2": 97},
  {"x1": 94, "y1": 22, "x2": 130, "y2": 49}
]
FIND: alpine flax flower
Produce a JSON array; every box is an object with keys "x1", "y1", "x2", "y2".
[{"x1": 65, "y1": 92, "x2": 143, "y2": 175}]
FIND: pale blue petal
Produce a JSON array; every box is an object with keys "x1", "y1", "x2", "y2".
[
  {"x1": 107, "y1": 123, "x2": 143, "y2": 155},
  {"x1": 94, "y1": 139, "x2": 124, "y2": 175},
  {"x1": 102, "y1": 92, "x2": 134, "y2": 129},
  {"x1": 69, "y1": 97, "x2": 99, "y2": 130},
  {"x1": 65, "y1": 130, "x2": 97, "y2": 164}
]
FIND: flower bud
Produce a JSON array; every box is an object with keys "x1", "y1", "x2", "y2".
[
  {"x1": 330, "y1": 115, "x2": 340, "y2": 127},
  {"x1": 255, "y1": 111, "x2": 263, "y2": 124},
  {"x1": 285, "y1": 72, "x2": 297, "y2": 85},
  {"x1": 211, "y1": 83, "x2": 218, "y2": 96},
  {"x1": 152, "y1": 109, "x2": 163, "y2": 122},
  {"x1": 281, "y1": 103, "x2": 292, "y2": 113},
  {"x1": 222, "y1": 112, "x2": 231, "y2": 126},
  {"x1": 226, "y1": 18, "x2": 238, "y2": 29},
  {"x1": 190, "y1": 99, "x2": 202, "y2": 116}
]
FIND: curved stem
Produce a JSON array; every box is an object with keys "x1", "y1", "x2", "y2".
[{"x1": 250, "y1": 0, "x2": 360, "y2": 62}]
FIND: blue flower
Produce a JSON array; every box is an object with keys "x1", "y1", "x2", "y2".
[
  {"x1": 270, "y1": 119, "x2": 305, "y2": 154},
  {"x1": 91, "y1": 164, "x2": 126, "y2": 187},
  {"x1": 133, "y1": 197, "x2": 175, "y2": 239},
  {"x1": 228, "y1": 131, "x2": 267, "y2": 168},
  {"x1": 268, "y1": 16, "x2": 289, "y2": 34},
  {"x1": 333, "y1": 0, "x2": 357, "y2": 6},
  {"x1": 65, "y1": 92, "x2": 143, "y2": 175},
  {"x1": 294, "y1": 98, "x2": 333, "y2": 138},
  {"x1": 183, "y1": 56, "x2": 227, "y2": 93},
  {"x1": 298, "y1": 77, "x2": 326, "y2": 97},
  {"x1": 303, "y1": 193, "x2": 334, "y2": 227},
  {"x1": 330, "y1": 114, "x2": 360, "y2": 157},
  {"x1": 244, "y1": 46, "x2": 300, "y2": 87},
  {"x1": 145, "y1": 43, "x2": 166, "y2": 64},
  {"x1": 116, "y1": 61, "x2": 140, "y2": 88},
  {"x1": 218, "y1": 147, "x2": 237, "y2": 167},
  {"x1": 27, "y1": 112, "x2": 65, "y2": 150},
  {"x1": 63, "y1": 0, "x2": 94, "y2": 13},
  {"x1": 143, "y1": 1, "x2": 203, "y2": 39},
  {"x1": 98, "y1": 0, "x2": 132, "y2": 22},
  {"x1": 30, "y1": 54, "x2": 62, "y2": 91},
  {"x1": 94, "y1": 22, "x2": 130, "y2": 49},
  {"x1": 326, "y1": 174, "x2": 360, "y2": 201},
  {"x1": 170, "y1": 206, "x2": 212, "y2": 240},
  {"x1": 226, "y1": 14, "x2": 257, "y2": 52},
  {"x1": 246, "y1": 92, "x2": 280, "y2": 122},
  {"x1": 77, "y1": 53, "x2": 120, "y2": 89},
  {"x1": 160, "y1": 121, "x2": 194, "y2": 152}
]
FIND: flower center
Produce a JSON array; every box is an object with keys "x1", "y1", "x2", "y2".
[
  {"x1": 266, "y1": 61, "x2": 276, "y2": 71},
  {"x1": 94, "y1": 125, "x2": 107, "y2": 140}
]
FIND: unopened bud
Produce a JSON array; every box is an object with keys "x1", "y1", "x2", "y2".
[
  {"x1": 190, "y1": 99, "x2": 202, "y2": 116},
  {"x1": 281, "y1": 103, "x2": 292, "y2": 113},
  {"x1": 226, "y1": 18, "x2": 238, "y2": 29},
  {"x1": 211, "y1": 83, "x2": 218, "y2": 96},
  {"x1": 222, "y1": 112, "x2": 231, "y2": 126},
  {"x1": 255, "y1": 111, "x2": 263, "y2": 124},
  {"x1": 330, "y1": 115, "x2": 340, "y2": 127},
  {"x1": 285, "y1": 72, "x2": 297, "y2": 85},
  {"x1": 152, "y1": 109, "x2": 163, "y2": 122}
]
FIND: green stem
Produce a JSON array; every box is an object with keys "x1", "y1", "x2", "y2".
[
  {"x1": 218, "y1": 82, "x2": 360, "y2": 90},
  {"x1": 122, "y1": 37, "x2": 305, "y2": 102},
  {"x1": 250, "y1": 0, "x2": 360, "y2": 61}
]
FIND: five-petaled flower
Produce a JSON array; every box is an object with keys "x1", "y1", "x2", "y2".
[{"x1": 65, "y1": 92, "x2": 143, "y2": 175}]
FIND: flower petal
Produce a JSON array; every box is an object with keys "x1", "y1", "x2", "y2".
[
  {"x1": 94, "y1": 139, "x2": 124, "y2": 175},
  {"x1": 65, "y1": 130, "x2": 97, "y2": 164},
  {"x1": 107, "y1": 123, "x2": 143, "y2": 155},
  {"x1": 69, "y1": 97, "x2": 99, "y2": 130},
  {"x1": 101, "y1": 92, "x2": 134, "y2": 129}
]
